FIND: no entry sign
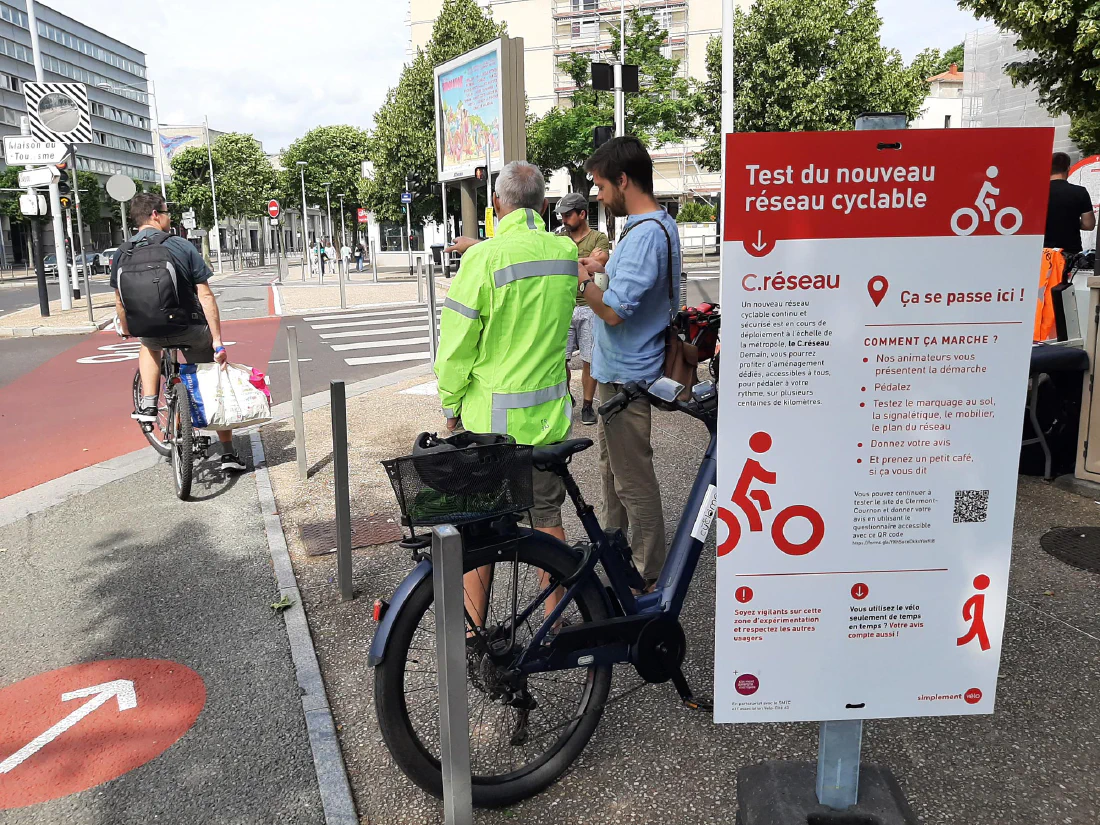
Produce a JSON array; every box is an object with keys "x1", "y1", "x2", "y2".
[
  {"x1": 713, "y1": 128, "x2": 1053, "y2": 723},
  {"x1": 0, "y1": 659, "x2": 205, "y2": 809},
  {"x1": 268, "y1": 199, "x2": 280, "y2": 219}
]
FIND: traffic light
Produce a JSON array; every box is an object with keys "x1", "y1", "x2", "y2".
[
  {"x1": 474, "y1": 166, "x2": 487, "y2": 182},
  {"x1": 594, "y1": 126, "x2": 614, "y2": 150},
  {"x1": 58, "y1": 179, "x2": 72, "y2": 210}
]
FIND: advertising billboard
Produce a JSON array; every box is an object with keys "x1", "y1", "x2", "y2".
[{"x1": 434, "y1": 38, "x2": 525, "y2": 182}]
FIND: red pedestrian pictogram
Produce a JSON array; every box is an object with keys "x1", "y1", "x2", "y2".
[
  {"x1": 851, "y1": 582, "x2": 869, "y2": 600},
  {"x1": 735, "y1": 586, "x2": 754, "y2": 604},
  {"x1": 716, "y1": 432, "x2": 825, "y2": 557},
  {"x1": 956, "y1": 574, "x2": 991, "y2": 651},
  {"x1": 0, "y1": 659, "x2": 205, "y2": 809}
]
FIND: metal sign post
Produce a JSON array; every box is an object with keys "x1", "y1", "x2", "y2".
[
  {"x1": 403, "y1": 185, "x2": 414, "y2": 281},
  {"x1": 331, "y1": 380, "x2": 354, "y2": 602},
  {"x1": 432, "y1": 524, "x2": 473, "y2": 825},
  {"x1": 426, "y1": 256, "x2": 439, "y2": 363},
  {"x1": 287, "y1": 326, "x2": 307, "y2": 481}
]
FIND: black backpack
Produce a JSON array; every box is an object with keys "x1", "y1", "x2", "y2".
[{"x1": 116, "y1": 232, "x2": 203, "y2": 337}]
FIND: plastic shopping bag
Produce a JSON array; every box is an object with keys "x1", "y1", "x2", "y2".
[{"x1": 179, "y1": 363, "x2": 272, "y2": 430}]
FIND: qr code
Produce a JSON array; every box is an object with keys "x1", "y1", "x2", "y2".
[{"x1": 953, "y1": 490, "x2": 989, "y2": 523}]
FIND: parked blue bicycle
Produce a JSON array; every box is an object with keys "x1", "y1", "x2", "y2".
[{"x1": 372, "y1": 376, "x2": 719, "y2": 807}]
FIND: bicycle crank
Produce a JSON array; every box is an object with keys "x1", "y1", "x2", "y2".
[{"x1": 630, "y1": 616, "x2": 686, "y2": 684}]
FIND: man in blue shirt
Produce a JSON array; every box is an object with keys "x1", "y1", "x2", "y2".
[{"x1": 576, "y1": 136, "x2": 681, "y2": 588}]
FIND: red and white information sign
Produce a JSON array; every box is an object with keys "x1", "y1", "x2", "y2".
[
  {"x1": 0, "y1": 659, "x2": 205, "y2": 809},
  {"x1": 357, "y1": 207, "x2": 368, "y2": 224},
  {"x1": 713, "y1": 128, "x2": 1053, "y2": 723}
]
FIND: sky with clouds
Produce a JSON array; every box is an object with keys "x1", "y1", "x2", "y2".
[{"x1": 44, "y1": 0, "x2": 983, "y2": 153}]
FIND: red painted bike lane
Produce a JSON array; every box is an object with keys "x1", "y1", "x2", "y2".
[{"x1": 0, "y1": 317, "x2": 280, "y2": 499}]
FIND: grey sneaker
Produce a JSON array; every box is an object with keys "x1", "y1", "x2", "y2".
[
  {"x1": 580, "y1": 402, "x2": 597, "y2": 426},
  {"x1": 220, "y1": 453, "x2": 247, "y2": 472}
]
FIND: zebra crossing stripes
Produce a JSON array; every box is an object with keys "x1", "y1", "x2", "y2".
[{"x1": 303, "y1": 303, "x2": 441, "y2": 367}]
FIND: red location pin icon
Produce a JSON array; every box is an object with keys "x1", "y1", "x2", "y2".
[{"x1": 867, "y1": 276, "x2": 889, "y2": 307}]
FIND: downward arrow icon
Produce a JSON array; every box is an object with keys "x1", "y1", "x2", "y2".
[
  {"x1": 751, "y1": 230, "x2": 767, "y2": 251},
  {"x1": 0, "y1": 680, "x2": 137, "y2": 774}
]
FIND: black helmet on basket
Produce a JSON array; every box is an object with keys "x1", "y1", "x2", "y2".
[{"x1": 410, "y1": 431, "x2": 516, "y2": 495}]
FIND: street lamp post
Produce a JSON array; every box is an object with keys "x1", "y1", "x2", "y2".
[
  {"x1": 95, "y1": 79, "x2": 167, "y2": 201},
  {"x1": 204, "y1": 115, "x2": 222, "y2": 273},
  {"x1": 297, "y1": 161, "x2": 311, "y2": 279},
  {"x1": 322, "y1": 181, "x2": 334, "y2": 250},
  {"x1": 337, "y1": 193, "x2": 348, "y2": 276},
  {"x1": 405, "y1": 174, "x2": 414, "y2": 280}
]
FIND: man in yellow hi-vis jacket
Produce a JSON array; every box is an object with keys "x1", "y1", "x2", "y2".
[{"x1": 436, "y1": 161, "x2": 578, "y2": 540}]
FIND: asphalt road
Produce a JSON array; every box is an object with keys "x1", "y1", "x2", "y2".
[
  {"x1": 274, "y1": 303, "x2": 441, "y2": 405},
  {"x1": 0, "y1": 453, "x2": 324, "y2": 824}
]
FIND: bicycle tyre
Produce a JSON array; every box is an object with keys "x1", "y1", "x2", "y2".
[
  {"x1": 133, "y1": 371, "x2": 171, "y2": 456},
  {"x1": 374, "y1": 537, "x2": 613, "y2": 807},
  {"x1": 171, "y1": 383, "x2": 193, "y2": 500}
]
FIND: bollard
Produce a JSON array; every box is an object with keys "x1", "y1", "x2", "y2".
[
  {"x1": 287, "y1": 326, "x2": 308, "y2": 481},
  {"x1": 332, "y1": 380, "x2": 355, "y2": 602},
  {"x1": 417, "y1": 255, "x2": 425, "y2": 305},
  {"x1": 338, "y1": 254, "x2": 347, "y2": 310},
  {"x1": 432, "y1": 524, "x2": 473, "y2": 824},
  {"x1": 426, "y1": 257, "x2": 439, "y2": 364},
  {"x1": 370, "y1": 240, "x2": 378, "y2": 283}
]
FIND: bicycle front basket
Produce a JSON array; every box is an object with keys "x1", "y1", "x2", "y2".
[{"x1": 382, "y1": 441, "x2": 534, "y2": 528}]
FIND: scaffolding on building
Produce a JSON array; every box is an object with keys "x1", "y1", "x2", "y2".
[
  {"x1": 962, "y1": 26, "x2": 1074, "y2": 154},
  {"x1": 551, "y1": 0, "x2": 689, "y2": 101}
]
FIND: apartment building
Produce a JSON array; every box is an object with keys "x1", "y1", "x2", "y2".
[
  {"x1": 408, "y1": 0, "x2": 727, "y2": 209},
  {"x1": 0, "y1": 1, "x2": 156, "y2": 257}
]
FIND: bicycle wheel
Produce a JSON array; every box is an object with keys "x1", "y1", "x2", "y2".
[
  {"x1": 375, "y1": 537, "x2": 613, "y2": 807},
  {"x1": 170, "y1": 383, "x2": 193, "y2": 500},
  {"x1": 132, "y1": 371, "x2": 171, "y2": 456}
]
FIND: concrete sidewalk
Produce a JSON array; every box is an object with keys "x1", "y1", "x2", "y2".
[
  {"x1": 260, "y1": 372, "x2": 1100, "y2": 825},
  {"x1": 0, "y1": 442, "x2": 335, "y2": 823}
]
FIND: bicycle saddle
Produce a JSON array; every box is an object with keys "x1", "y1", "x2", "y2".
[{"x1": 532, "y1": 438, "x2": 593, "y2": 467}]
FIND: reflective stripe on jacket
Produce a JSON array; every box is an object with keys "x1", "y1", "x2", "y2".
[{"x1": 435, "y1": 207, "x2": 578, "y2": 446}]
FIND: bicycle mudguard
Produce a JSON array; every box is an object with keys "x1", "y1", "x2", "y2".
[{"x1": 368, "y1": 557, "x2": 433, "y2": 667}]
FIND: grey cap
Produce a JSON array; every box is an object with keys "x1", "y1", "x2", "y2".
[{"x1": 556, "y1": 192, "x2": 589, "y2": 216}]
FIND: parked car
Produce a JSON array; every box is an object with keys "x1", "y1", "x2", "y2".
[
  {"x1": 43, "y1": 253, "x2": 57, "y2": 277},
  {"x1": 97, "y1": 248, "x2": 118, "y2": 274}
]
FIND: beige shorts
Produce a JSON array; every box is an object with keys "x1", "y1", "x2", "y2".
[{"x1": 529, "y1": 467, "x2": 567, "y2": 529}]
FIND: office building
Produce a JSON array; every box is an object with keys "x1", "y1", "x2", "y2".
[
  {"x1": 407, "y1": 0, "x2": 727, "y2": 209},
  {"x1": 0, "y1": 1, "x2": 156, "y2": 258}
]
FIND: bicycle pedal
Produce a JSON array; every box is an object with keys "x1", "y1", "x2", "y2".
[{"x1": 140, "y1": 422, "x2": 153, "y2": 433}]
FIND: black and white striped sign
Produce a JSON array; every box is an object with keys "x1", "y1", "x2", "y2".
[{"x1": 23, "y1": 82, "x2": 92, "y2": 144}]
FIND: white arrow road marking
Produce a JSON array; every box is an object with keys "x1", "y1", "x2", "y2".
[
  {"x1": 0, "y1": 680, "x2": 138, "y2": 774},
  {"x1": 752, "y1": 230, "x2": 767, "y2": 252}
]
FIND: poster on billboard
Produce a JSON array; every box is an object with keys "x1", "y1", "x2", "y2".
[
  {"x1": 1068, "y1": 155, "x2": 1100, "y2": 252},
  {"x1": 433, "y1": 37, "x2": 526, "y2": 182},
  {"x1": 713, "y1": 128, "x2": 1053, "y2": 724}
]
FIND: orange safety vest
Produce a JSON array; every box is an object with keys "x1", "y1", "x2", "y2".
[{"x1": 1034, "y1": 248, "x2": 1066, "y2": 342}]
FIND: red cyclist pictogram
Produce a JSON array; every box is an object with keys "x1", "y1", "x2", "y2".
[{"x1": 716, "y1": 431, "x2": 825, "y2": 557}]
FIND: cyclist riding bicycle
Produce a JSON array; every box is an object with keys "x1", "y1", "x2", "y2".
[{"x1": 112, "y1": 192, "x2": 247, "y2": 473}]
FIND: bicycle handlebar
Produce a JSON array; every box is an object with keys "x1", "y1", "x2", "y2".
[
  {"x1": 596, "y1": 382, "x2": 640, "y2": 419},
  {"x1": 597, "y1": 379, "x2": 719, "y2": 425}
]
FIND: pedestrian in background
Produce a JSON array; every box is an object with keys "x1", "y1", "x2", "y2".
[
  {"x1": 1045, "y1": 152, "x2": 1096, "y2": 254},
  {"x1": 576, "y1": 136, "x2": 681, "y2": 590},
  {"x1": 354, "y1": 242, "x2": 364, "y2": 272},
  {"x1": 556, "y1": 192, "x2": 609, "y2": 426}
]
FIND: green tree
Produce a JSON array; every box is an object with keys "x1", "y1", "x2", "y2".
[
  {"x1": 694, "y1": 0, "x2": 933, "y2": 170},
  {"x1": 169, "y1": 143, "x2": 219, "y2": 228},
  {"x1": 956, "y1": 0, "x2": 1100, "y2": 153},
  {"x1": 75, "y1": 171, "x2": 104, "y2": 234},
  {"x1": 528, "y1": 9, "x2": 698, "y2": 195},
  {"x1": 211, "y1": 133, "x2": 276, "y2": 219},
  {"x1": 280, "y1": 125, "x2": 370, "y2": 239},
  {"x1": 363, "y1": 0, "x2": 505, "y2": 224}
]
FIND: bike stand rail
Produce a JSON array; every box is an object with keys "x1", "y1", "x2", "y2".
[{"x1": 736, "y1": 720, "x2": 919, "y2": 825}]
